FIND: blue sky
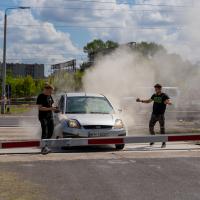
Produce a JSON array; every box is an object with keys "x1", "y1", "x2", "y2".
[{"x1": 0, "y1": 0, "x2": 199, "y2": 74}]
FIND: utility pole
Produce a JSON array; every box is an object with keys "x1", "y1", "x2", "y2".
[
  {"x1": 1, "y1": 11, "x2": 7, "y2": 114},
  {"x1": 1, "y1": 7, "x2": 30, "y2": 114}
]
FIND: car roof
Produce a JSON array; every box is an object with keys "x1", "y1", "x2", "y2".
[{"x1": 63, "y1": 93, "x2": 105, "y2": 98}]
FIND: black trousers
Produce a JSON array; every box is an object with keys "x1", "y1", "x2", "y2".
[
  {"x1": 39, "y1": 117, "x2": 54, "y2": 139},
  {"x1": 149, "y1": 114, "x2": 165, "y2": 135}
]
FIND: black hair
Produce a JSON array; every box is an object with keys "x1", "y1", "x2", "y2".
[{"x1": 154, "y1": 83, "x2": 162, "y2": 89}]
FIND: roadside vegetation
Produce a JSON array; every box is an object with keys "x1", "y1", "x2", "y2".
[
  {"x1": 5, "y1": 75, "x2": 45, "y2": 98},
  {"x1": 8, "y1": 105, "x2": 31, "y2": 114}
]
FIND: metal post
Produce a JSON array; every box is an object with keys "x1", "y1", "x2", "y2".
[
  {"x1": 1, "y1": 12, "x2": 7, "y2": 114},
  {"x1": 1, "y1": 7, "x2": 30, "y2": 114}
]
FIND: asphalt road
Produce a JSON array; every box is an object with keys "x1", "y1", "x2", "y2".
[
  {"x1": 1, "y1": 152, "x2": 200, "y2": 200},
  {"x1": 1, "y1": 111, "x2": 200, "y2": 199},
  {"x1": 0, "y1": 115, "x2": 38, "y2": 127},
  {"x1": 1, "y1": 119, "x2": 200, "y2": 200}
]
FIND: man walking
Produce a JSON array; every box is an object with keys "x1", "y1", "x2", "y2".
[
  {"x1": 36, "y1": 83, "x2": 57, "y2": 154},
  {"x1": 136, "y1": 84, "x2": 172, "y2": 148}
]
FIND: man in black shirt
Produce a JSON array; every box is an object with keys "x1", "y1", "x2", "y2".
[
  {"x1": 36, "y1": 83, "x2": 57, "y2": 154},
  {"x1": 136, "y1": 84, "x2": 172, "y2": 148}
]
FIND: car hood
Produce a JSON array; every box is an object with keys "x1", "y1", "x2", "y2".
[{"x1": 64, "y1": 113, "x2": 117, "y2": 126}]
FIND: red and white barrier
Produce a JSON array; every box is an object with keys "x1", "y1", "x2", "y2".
[
  {"x1": 0, "y1": 133, "x2": 200, "y2": 149},
  {"x1": 0, "y1": 140, "x2": 40, "y2": 149}
]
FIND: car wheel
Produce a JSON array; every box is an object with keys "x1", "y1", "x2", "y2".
[{"x1": 115, "y1": 144, "x2": 125, "y2": 150}]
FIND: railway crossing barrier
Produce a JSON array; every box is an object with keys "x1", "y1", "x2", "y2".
[{"x1": 0, "y1": 133, "x2": 200, "y2": 149}]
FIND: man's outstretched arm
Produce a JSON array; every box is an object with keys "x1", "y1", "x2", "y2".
[
  {"x1": 136, "y1": 98, "x2": 153, "y2": 104},
  {"x1": 38, "y1": 105, "x2": 56, "y2": 111}
]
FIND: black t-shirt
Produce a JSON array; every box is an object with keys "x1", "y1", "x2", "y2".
[
  {"x1": 36, "y1": 93, "x2": 54, "y2": 119},
  {"x1": 151, "y1": 93, "x2": 170, "y2": 115}
]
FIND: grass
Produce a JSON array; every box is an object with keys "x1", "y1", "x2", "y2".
[{"x1": 5, "y1": 105, "x2": 31, "y2": 115}]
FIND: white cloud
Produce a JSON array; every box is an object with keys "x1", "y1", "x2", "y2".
[
  {"x1": 27, "y1": 0, "x2": 182, "y2": 44},
  {"x1": 0, "y1": 8, "x2": 81, "y2": 73}
]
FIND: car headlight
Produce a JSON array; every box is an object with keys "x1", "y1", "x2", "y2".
[
  {"x1": 113, "y1": 119, "x2": 124, "y2": 129},
  {"x1": 67, "y1": 119, "x2": 81, "y2": 129}
]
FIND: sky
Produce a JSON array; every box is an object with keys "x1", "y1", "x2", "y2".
[{"x1": 0, "y1": 0, "x2": 199, "y2": 75}]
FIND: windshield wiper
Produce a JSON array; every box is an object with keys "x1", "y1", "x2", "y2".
[
  {"x1": 66, "y1": 112, "x2": 86, "y2": 114},
  {"x1": 66, "y1": 111, "x2": 111, "y2": 114},
  {"x1": 89, "y1": 112, "x2": 110, "y2": 114}
]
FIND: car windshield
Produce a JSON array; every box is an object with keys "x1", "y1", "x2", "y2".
[{"x1": 66, "y1": 96, "x2": 114, "y2": 114}]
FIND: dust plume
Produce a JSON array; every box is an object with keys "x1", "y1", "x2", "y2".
[
  {"x1": 19, "y1": 120, "x2": 41, "y2": 139},
  {"x1": 82, "y1": 45, "x2": 200, "y2": 132},
  {"x1": 82, "y1": 1, "x2": 200, "y2": 133},
  {"x1": 82, "y1": 47, "x2": 155, "y2": 130}
]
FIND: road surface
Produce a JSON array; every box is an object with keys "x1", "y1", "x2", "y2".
[
  {"x1": 0, "y1": 114, "x2": 200, "y2": 141},
  {"x1": 0, "y1": 144, "x2": 200, "y2": 200},
  {"x1": 0, "y1": 112, "x2": 200, "y2": 200}
]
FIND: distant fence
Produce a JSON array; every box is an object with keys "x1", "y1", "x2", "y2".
[
  {"x1": 0, "y1": 97, "x2": 37, "y2": 105},
  {"x1": 12, "y1": 97, "x2": 37, "y2": 105}
]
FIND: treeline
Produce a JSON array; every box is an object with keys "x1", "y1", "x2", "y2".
[{"x1": 6, "y1": 75, "x2": 45, "y2": 98}]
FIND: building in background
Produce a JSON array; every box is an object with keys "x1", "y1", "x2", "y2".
[
  {"x1": 51, "y1": 59, "x2": 76, "y2": 74},
  {"x1": 0, "y1": 62, "x2": 44, "y2": 79}
]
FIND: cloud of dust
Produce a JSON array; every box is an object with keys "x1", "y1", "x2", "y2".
[
  {"x1": 17, "y1": 107, "x2": 41, "y2": 140},
  {"x1": 82, "y1": 45, "x2": 200, "y2": 132},
  {"x1": 83, "y1": 47, "x2": 155, "y2": 101},
  {"x1": 19, "y1": 120, "x2": 41, "y2": 139},
  {"x1": 82, "y1": 1, "x2": 200, "y2": 129},
  {"x1": 82, "y1": 47, "x2": 156, "y2": 130},
  {"x1": 52, "y1": 71, "x2": 78, "y2": 93}
]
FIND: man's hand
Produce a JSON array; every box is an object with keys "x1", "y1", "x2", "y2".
[
  {"x1": 136, "y1": 98, "x2": 141, "y2": 102},
  {"x1": 51, "y1": 107, "x2": 59, "y2": 111},
  {"x1": 164, "y1": 99, "x2": 172, "y2": 105},
  {"x1": 53, "y1": 107, "x2": 60, "y2": 113}
]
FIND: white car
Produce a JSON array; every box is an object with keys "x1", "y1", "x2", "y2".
[{"x1": 54, "y1": 93, "x2": 126, "y2": 150}]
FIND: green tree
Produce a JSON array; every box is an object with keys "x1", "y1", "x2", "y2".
[
  {"x1": 23, "y1": 76, "x2": 36, "y2": 97},
  {"x1": 6, "y1": 75, "x2": 45, "y2": 98},
  {"x1": 80, "y1": 62, "x2": 91, "y2": 72},
  {"x1": 135, "y1": 42, "x2": 166, "y2": 57},
  {"x1": 15, "y1": 78, "x2": 24, "y2": 97},
  {"x1": 83, "y1": 39, "x2": 106, "y2": 54},
  {"x1": 83, "y1": 39, "x2": 118, "y2": 54},
  {"x1": 82, "y1": 39, "x2": 119, "y2": 70},
  {"x1": 105, "y1": 40, "x2": 118, "y2": 49},
  {"x1": 35, "y1": 79, "x2": 46, "y2": 94}
]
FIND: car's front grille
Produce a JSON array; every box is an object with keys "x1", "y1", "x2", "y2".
[{"x1": 83, "y1": 125, "x2": 113, "y2": 129}]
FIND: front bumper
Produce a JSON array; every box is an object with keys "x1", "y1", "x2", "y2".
[{"x1": 62, "y1": 127, "x2": 126, "y2": 138}]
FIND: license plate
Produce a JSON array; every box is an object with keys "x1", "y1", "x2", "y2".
[{"x1": 89, "y1": 132, "x2": 107, "y2": 137}]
